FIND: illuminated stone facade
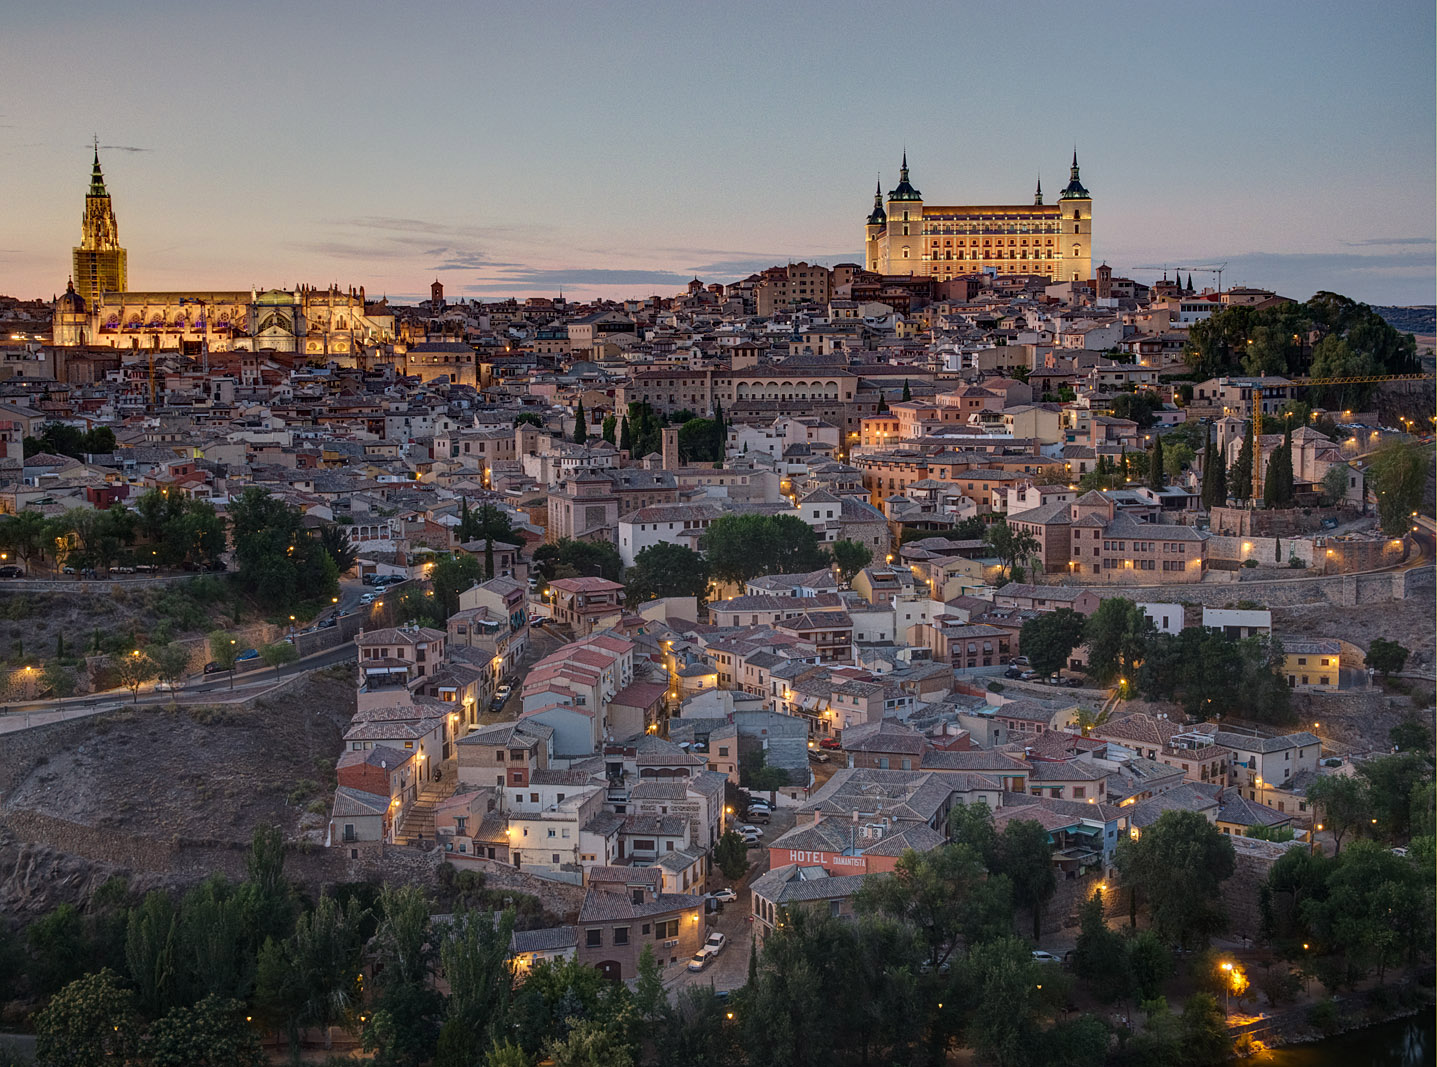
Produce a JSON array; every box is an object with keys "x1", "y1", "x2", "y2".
[
  {"x1": 54, "y1": 150, "x2": 396, "y2": 353},
  {"x1": 72, "y1": 146, "x2": 127, "y2": 313},
  {"x1": 865, "y1": 152, "x2": 1092, "y2": 283}
]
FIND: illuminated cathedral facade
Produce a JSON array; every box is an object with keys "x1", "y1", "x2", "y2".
[
  {"x1": 53, "y1": 149, "x2": 396, "y2": 353},
  {"x1": 864, "y1": 152, "x2": 1093, "y2": 283}
]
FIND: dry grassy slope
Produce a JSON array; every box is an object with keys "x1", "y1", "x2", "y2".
[
  {"x1": 1270, "y1": 595, "x2": 1436, "y2": 670},
  {"x1": 0, "y1": 671, "x2": 356, "y2": 843}
]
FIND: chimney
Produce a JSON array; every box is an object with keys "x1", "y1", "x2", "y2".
[
  {"x1": 814, "y1": 810, "x2": 823, "y2": 826},
  {"x1": 661, "y1": 426, "x2": 679, "y2": 470}
]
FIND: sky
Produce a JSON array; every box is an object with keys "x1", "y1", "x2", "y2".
[{"x1": 1, "y1": 0, "x2": 1434, "y2": 306}]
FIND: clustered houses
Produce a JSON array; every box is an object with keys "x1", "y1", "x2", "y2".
[{"x1": 26, "y1": 159, "x2": 1407, "y2": 986}]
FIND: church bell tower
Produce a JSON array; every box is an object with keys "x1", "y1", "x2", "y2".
[{"x1": 72, "y1": 141, "x2": 128, "y2": 312}]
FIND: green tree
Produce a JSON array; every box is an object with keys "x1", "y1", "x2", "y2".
[
  {"x1": 430, "y1": 552, "x2": 486, "y2": 620},
  {"x1": 0, "y1": 509, "x2": 50, "y2": 570},
  {"x1": 829, "y1": 539, "x2": 873, "y2": 583},
  {"x1": 1357, "y1": 752, "x2": 1431, "y2": 840},
  {"x1": 33, "y1": 969, "x2": 141, "y2": 1067},
  {"x1": 1320, "y1": 464, "x2": 1350, "y2": 506},
  {"x1": 624, "y1": 543, "x2": 710, "y2": 606},
  {"x1": 1109, "y1": 391, "x2": 1163, "y2": 429},
  {"x1": 1200, "y1": 422, "x2": 1228, "y2": 509},
  {"x1": 40, "y1": 662, "x2": 77, "y2": 698},
  {"x1": 149, "y1": 643, "x2": 191, "y2": 700},
  {"x1": 532, "y1": 538, "x2": 623, "y2": 583},
  {"x1": 317, "y1": 523, "x2": 358, "y2": 575},
  {"x1": 1180, "y1": 992, "x2": 1232, "y2": 1065},
  {"x1": 1366, "y1": 439, "x2": 1425, "y2": 536},
  {"x1": 572, "y1": 399, "x2": 588, "y2": 444},
  {"x1": 714, "y1": 829, "x2": 750, "y2": 881},
  {"x1": 514, "y1": 411, "x2": 544, "y2": 429},
  {"x1": 286, "y1": 893, "x2": 369, "y2": 1050},
  {"x1": 1072, "y1": 890, "x2": 1127, "y2": 1002},
  {"x1": 112, "y1": 650, "x2": 157, "y2": 703},
  {"x1": 1125, "y1": 929, "x2": 1173, "y2": 1001},
  {"x1": 618, "y1": 416, "x2": 632, "y2": 453},
  {"x1": 1389, "y1": 713, "x2": 1431, "y2": 756},
  {"x1": 1303, "y1": 774, "x2": 1369, "y2": 855},
  {"x1": 984, "y1": 515, "x2": 1041, "y2": 583},
  {"x1": 148, "y1": 995, "x2": 267, "y2": 1067},
  {"x1": 601, "y1": 414, "x2": 617, "y2": 445},
  {"x1": 632, "y1": 944, "x2": 666, "y2": 1022},
  {"x1": 1018, "y1": 607, "x2": 1086, "y2": 676},
  {"x1": 1083, "y1": 598, "x2": 1153, "y2": 686},
  {"x1": 1365, "y1": 637, "x2": 1409, "y2": 677},
  {"x1": 992, "y1": 819, "x2": 1057, "y2": 940},
  {"x1": 699, "y1": 513, "x2": 828, "y2": 585},
  {"x1": 545, "y1": 1016, "x2": 635, "y2": 1067},
  {"x1": 949, "y1": 799, "x2": 998, "y2": 865},
  {"x1": 229, "y1": 488, "x2": 338, "y2": 611},
  {"x1": 209, "y1": 630, "x2": 241, "y2": 688},
  {"x1": 1148, "y1": 432, "x2": 1166, "y2": 490},
  {"x1": 1229, "y1": 419, "x2": 1255, "y2": 502},
  {"x1": 439, "y1": 908, "x2": 516, "y2": 1056},
  {"x1": 260, "y1": 640, "x2": 298, "y2": 676},
  {"x1": 364, "y1": 886, "x2": 443, "y2": 1067},
  {"x1": 126, "y1": 889, "x2": 180, "y2": 1015},
  {"x1": 853, "y1": 843, "x2": 992, "y2": 967},
  {"x1": 1163, "y1": 441, "x2": 1194, "y2": 480},
  {"x1": 25, "y1": 903, "x2": 95, "y2": 997},
  {"x1": 1114, "y1": 810, "x2": 1235, "y2": 949},
  {"x1": 902, "y1": 379, "x2": 912, "y2": 401}
]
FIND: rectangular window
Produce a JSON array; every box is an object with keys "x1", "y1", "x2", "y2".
[
  {"x1": 586, "y1": 929, "x2": 602, "y2": 948},
  {"x1": 613, "y1": 927, "x2": 629, "y2": 946}
]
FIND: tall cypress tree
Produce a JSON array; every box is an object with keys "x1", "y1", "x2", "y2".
[
  {"x1": 1149, "y1": 433, "x2": 1166, "y2": 490},
  {"x1": 902, "y1": 379, "x2": 912, "y2": 402},
  {"x1": 1263, "y1": 446, "x2": 1284, "y2": 507},
  {"x1": 619, "y1": 416, "x2": 632, "y2": 453},
  {"x1": 572, "y1": 399, "x2": 587, "y2": 444},
  {"x1": 1231, "y1": 420, "x2": 1255, "y2": 501}
]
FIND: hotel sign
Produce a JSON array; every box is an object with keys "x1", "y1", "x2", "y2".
[{"x1": 776, "y1": 848, "x2": 867, "y2": 870}]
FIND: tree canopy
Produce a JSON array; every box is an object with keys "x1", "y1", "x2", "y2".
[
  {"x1": 624, "y1": 543, "x2": 710, "y2": 606},
  {"x1": 699, "y1": 513, "x2": 828, "y2": 585},
  {"x1": 1115, "y1": 810, "x2": 1236, "y2": 949}
]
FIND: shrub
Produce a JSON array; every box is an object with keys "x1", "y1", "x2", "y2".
[
  {"x1": 1242, "y1": 558, "x2": 1259, "y2": 568},
  {"x1": 1308, "y1": 998, "x2": 1339, "y2": 1033}
]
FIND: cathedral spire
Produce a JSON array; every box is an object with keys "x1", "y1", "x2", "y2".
[
  {"x1": 89, "y1": 139, "x2": 108, "y2": 198},
  {"x1": 1034, "y1": 174, "x2": 1043, "y2": 205}
]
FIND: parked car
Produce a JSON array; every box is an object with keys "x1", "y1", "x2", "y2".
[
  {"x1": 1031, "y1": 950, "x2": 1062, "y2": 964},
  {"x1": 491, "y1": 684, "x2": 512, "y2": 710},
  {"x1": 687, "y1": 949, "x2": 715, "y2": 972},
  {"x1": 744, "y1": 809, "x2": 770, "y2": 824},
  {"x1": 818, "y1": 738, "x2": 842, "y2": 750},
  {"x1": 709, "y1": 888, "x2": 738, "y2": 904},
  {"x1": 704, "y1": 931, "x2": 727, "y2": 955},
  {"x1": 235, "y1": 648, "x2": 259, "y2": 662},
  {"x1": 0, "y1": 565, "x2": 25, "y2": 579},
  {"x1": 747, "y1": 800, "x2": 772, "y2": 814},
  {"x1": 737, "y1": 824, "x2": 764, "y2": 838},
  {"x1": 1020, "y1": 670, "x2": 1038, "y2": 681},
  {"x1": 808, "y1": 750, "x2": 830, "y2": 763},
  {"x1": 1013, "y1": 656, "x2": 1030, "y2": 666},
  {"x1": 203, "y1": 661, "x2": 220, "y2": 674},
  {"x1": 1004, "y1": 667, "x2": 1023, "y2": 679},
  {"x1": 1065, "y1": 677, "x2": 1083, "y2": 688}
]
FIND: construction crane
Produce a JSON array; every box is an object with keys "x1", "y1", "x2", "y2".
[
  {"x1": 1134, "y1": 263, "x2": 1228, "y2": 292},
  {"x1": 1248, "y1": 372, "x2": 1434, "y2": 500}
]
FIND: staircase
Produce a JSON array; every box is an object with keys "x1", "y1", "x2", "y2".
[{"x1": 393, "y1": 778, "x2": 458, "y2": 846}]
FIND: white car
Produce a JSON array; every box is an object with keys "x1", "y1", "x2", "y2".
[
  {"x1": 704, "y1": 931, "x2": 727, "y2": 955},
  {"x1": 737, "y1": 824, "x2": 764, "y2": 838},
  {"x1": 709, "y1": 888, "x2": 738, "y2": 904},
  {"x1": 687, "y1": 948, "x2": 716, "y2": 972},
  {"x1": 1031, "y1": 950, "x2": 1062, "y2": 964}
]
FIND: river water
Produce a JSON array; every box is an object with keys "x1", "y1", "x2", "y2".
[{"x1": 1229, "y1": 1014, "x2": 1433, "y2": 1066}]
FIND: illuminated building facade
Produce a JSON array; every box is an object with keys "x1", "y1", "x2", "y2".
[
  {"x1": 865, "y1": 152, "x2": 1092, "y2": 283},
  {"x1": 54, "y1": 149, "x2": 396, "y2": 352}
]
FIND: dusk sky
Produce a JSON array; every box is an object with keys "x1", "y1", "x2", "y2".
[{"x1": 3, "y1": 0, "x2": 1434, "y2": 306}]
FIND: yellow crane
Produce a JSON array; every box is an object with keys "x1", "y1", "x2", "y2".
[{"x1": 1249, "y1": 373, "x2": 1433, "y2": 500}]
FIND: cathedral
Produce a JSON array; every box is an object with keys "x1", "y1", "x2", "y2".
[
  {"x1": 53, "y1": 148, "x2": 396, "y2": 354},
  {"x1": 864, "y1": 152, "x2": 1092, "y2": 283}
]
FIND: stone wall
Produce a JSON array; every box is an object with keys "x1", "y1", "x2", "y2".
[
  {"x1": 1088, "y1": 565, "x2": 1431, "y2": 608},
  {"x1": 1210, "y1": 506, "x2": 1355, "y2": 538}
]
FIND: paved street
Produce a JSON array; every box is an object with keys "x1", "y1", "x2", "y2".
[{"x1": 664, "y1": 805, "x2": 799, "y2": 996}]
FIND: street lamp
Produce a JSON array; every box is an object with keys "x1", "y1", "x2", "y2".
[{"x1": 1220, "y1": 962, "x2": 1232, "y2": 1012}]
